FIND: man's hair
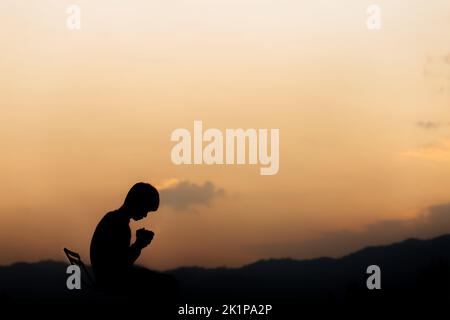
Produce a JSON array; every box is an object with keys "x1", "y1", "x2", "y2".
[{"x1": 124, "y1": 182, "x2": 159, "y2": 211}]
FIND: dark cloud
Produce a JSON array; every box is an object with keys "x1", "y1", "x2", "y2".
[
  {"x1": 416, "y1": 121, "x2": 448, "y2": 130},
  {"x1": 255, "y1": 203, "x2": 450, "y2": 259},
  {"x1": 160, "y1": 180, "x2": 225, "y2": 210}
]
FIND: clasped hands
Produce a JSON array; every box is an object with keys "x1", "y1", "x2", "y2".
[{"x1": 135, "y1": 228, "x2": 154, "y2": 249}]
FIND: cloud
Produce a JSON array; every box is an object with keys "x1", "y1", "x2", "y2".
[
  {"x1": 423, "y1": 53, "x2": 450, "y2": 95},
  {"x1": 401, "y1": 138, "x2": 450, "y2": 162},
  {"x1": 159, "y1": 180, "x2": 225, "y2": 210},
  {"x1": 255, "y1": 202, "x2": 450, "y2": 259},
  {"x1": 444, "y1": 53, "x2": 450, "y2": 65},
  {"x1": 416, "y1": 121, "x2": 448, "y2": 130}
]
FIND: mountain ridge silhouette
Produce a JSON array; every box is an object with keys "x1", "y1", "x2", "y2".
[{"x1": 1, "y1": 234, "x2": 449, "y2": 315}]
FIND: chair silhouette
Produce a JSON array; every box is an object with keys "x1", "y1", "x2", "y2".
[{"x1": 63, "y1": 247, "x2": 95, "y2": 289}]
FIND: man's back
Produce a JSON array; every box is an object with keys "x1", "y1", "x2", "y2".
[{"x1": 90, "y1": 210, "x2": 131, "y2": 286}]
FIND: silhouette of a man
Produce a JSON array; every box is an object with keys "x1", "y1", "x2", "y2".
[{"x1": 90, "y1": 182, "x2": 159, "y2": 290}]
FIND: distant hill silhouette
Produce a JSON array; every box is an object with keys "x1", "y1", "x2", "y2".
[
  {"x1": 1, "y1": 235, "x2": 449, "y2": 316},
  {"x1": 169, "y1": 235, "x2": 450, "y2": 306}
]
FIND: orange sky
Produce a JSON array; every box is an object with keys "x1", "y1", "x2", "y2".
[{"x1": 1, "y1": 0, "x2": 450, "y2": 270}]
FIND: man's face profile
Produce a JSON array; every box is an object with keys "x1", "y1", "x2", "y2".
[{"x1": 132, "y1": 200, "x2": 159, "y2": 221}]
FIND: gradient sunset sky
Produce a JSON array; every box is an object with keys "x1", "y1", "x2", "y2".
[{"x1": 1, "y1": 0, "x2": 450, "y2": 270}]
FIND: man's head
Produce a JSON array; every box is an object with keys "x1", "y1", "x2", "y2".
[{"x1": 123, "y1": 182, "x2": 159, "y2": 220}]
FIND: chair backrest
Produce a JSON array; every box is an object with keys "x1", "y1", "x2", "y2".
[
  {"x1": 63, "y1": 247, "x2": 95, "y2": 288},
  {"x1": 64, "y1": 248, "x2": 82, "y2": 265}
]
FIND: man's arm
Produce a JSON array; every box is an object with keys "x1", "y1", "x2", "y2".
[{"x1": 128, "y1": 242, "x2": 142, "y2": 265}]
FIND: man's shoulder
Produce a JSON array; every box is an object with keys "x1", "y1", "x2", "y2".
[
  {"x1": 93, "y1": 210, "x2": 129, "y2": 238},
  {"x1": 103, "y1": 210, "x2": 118, "y2": 218},
  {"x1": 99, "y1": 210, "x2": 126, "y2": 225}
]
